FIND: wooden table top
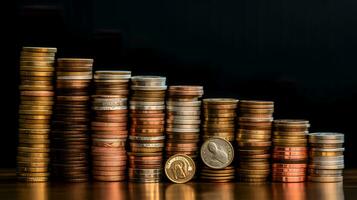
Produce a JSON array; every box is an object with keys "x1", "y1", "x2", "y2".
[{"x1": 0, "y1": 169, "x2": 357, "y2": 200}]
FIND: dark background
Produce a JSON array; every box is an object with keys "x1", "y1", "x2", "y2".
[{"x1": 2, "y1": 0, "x2": 356, "y2": 167}]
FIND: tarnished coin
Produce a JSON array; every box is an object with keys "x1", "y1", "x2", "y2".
[
  {"x1": 200, "y1": 137, "x2": 234, "y2": 169},
  {"x1": 165, "y1": 154, "x2": 195, "y2": 183}
]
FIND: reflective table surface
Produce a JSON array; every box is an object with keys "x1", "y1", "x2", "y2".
[{"x1": 0, "y1": 169, "x2": 356, "y2": 200}]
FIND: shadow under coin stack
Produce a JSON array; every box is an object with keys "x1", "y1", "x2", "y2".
[
  {"x1": 236, "y1": 100, "x2": 274, "y2": 183},
  {"x1": 165, "y1": 86, "x2": 204, "y2": 162},
  {"x1": 91, "y1": 71, "x2": 131, "y2": 181},
  {"x1": 308, "y1": 132, "x2": 344, "y2": 182},
  {"x1": 128, "y1": 76, "x2": 167, "y2": 183},
  {"x1": 200, "y1": 98, "x2": 238, "y2": 182},
  {"x1": 17, "y1": 47, "x2": 57, "y2": 182},
  {"x1": 272, "y1": 120, "x2": 310, "y2": 183},
  {"x1": 51, "y1": 58, "x2": 93, "y2": 182}
]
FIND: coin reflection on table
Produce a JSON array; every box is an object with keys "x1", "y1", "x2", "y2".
[
  {"x1": 17, "y1": 182, "x2": 48, "y2": 200},
  {"x1": 235, "y1": 183, "x2": 270, "y2": 200},
  {"x1": 307, "y1": 182, "x2": 344, "y2": 200},
  {"x1": 272, "y1": 182, "x2": 306, "y2": 200},
  {"x1": 128, "y1": 183, "x2": 164, "y2": 200},
  {"x1": 165, "y1": 184, "x2": 196, "y2": 200},
  {"x1": 92, "y1": 182, "x2": 127, "y2": 200},
  {"x1": 197, "y1": 183, "x2": 235, "y2": 200}
]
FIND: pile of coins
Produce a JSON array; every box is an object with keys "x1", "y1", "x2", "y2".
[
  {"x1": 51, "y1": 58, "x2": 93, "y2": 182},
  {"x1": 236, "y1": 100, "x2": 274, "y2": 183},
  {"x1": 165, "y1": 86, "x2": 204, "y2": 161},
  {"x1": 308, "y1": 132, "x2": 344, "y2": 182},
  {"x1": 91, "y1": 71, "x2": 131, "y2": 181},
  {"x1": 17, "y1": 47, "x2": 57, "y2": 182},
  {"x1": 128, "y1": 76, "x2": 167, "y2": 183},
  {"x1": 272, "y1": 120, "x2": 310, "y2": 182},
  {"x1": 200, "y1": 137, "x2": 235, "y2": 182}
]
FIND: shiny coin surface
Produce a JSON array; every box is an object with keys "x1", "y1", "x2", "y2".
[{"x1": 200, "y1": 137, "x2": 234, "y2": 169}]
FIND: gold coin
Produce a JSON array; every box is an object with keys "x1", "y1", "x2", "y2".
[
  {"x1": 22, "y1": 47, "x2": 57, "y2": 53},
  {"x1": 165, "y1": 154, "x2": 196, "y2": 183},
  {"x1": 17, "y1": 166, "x2": 48, "y2": 173}
]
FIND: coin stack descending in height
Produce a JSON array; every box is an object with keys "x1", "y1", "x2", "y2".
[
  {"x1": 200, "y1": 98, "x2": 238, "y2": 182},
  {"x1": 236, "y1": 100, "x2": 274, "y2": 183},
  {"x1": 51, "y1": 58, "x2": 93, "y2": 182},
  {"x1": 272, "y1": 120, "x2": 310, "y2": 183},
  {"x1": 91, "y1": 71, "x2": 131, "y2": 181},
  {"x1": 128, "y1": 76, "x2": 167, "y2": 183},
  {"x1": 165, "y1": 86, "x2": 204, "y2": 162},
  {"x1": 308, "y1": 132, "x2": 345, "y2": 182},
  {"x1": 17, "y1": 47, "x2": 57, "y2": 182}
]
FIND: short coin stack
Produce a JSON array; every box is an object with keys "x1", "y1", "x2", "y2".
[
  {"x1": 200, "y1": 137, "x2": 235, "y2": 182},
  {"x1": 236, "y1": 100, "x2": 274, "y2": 183},
  {"x1": 17, "y1": 47, "x2": 57, "y2": 182},
  {"x1": 51, "y1": 58, "x2": 93, "y2": 182},
  {"x1": 128, "y1": 76, "x2": 167, "y2": 183},
  {"x1": 91, "y1": 71, "x2": 131, "y2": 181},
  {"x1": 308, "y1": 132, "x2": 344, "y2": 182},
  {"x1": 272, "y1": 120, "x2": 310, "y2": 182},
  {"x1": 165, "y1": 86, "x2": 204, "y2": 161}
]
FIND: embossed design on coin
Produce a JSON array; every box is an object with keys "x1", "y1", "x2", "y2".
[
  {"x1": 200, "y1": 137, "x2": 234, "y2": 169},
  {"x1": 165, "y1": 154, "x2": 196, "y2": 183}
]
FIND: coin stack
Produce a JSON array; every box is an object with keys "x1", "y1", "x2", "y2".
[
  {"x1": 308, "y1": 132, "x2": 344, "y2": 182},
  {"x1": 165, "y1": 86, "x2": 204, "y2": 161},
  {"x1": 236, "y1": 100, "x2": 274, "y2": 183},
  {"x1": 17, "y1": 47, "x2": 57, "y2": 182},
  {"x1": 202, "y1": 98, "x2": 239, "y2": 142},
  {"x1": 271, "y1": 120, "x2": 310, "y2": 182},
  {"x1": 51, "y1": 58, "x2": 93, "y2": 182},
  {"x1": 128, "y1": 76, "x2": 167, "y2": 183},
  {"x1": 200, "y1": 137, "x2": 235, "y2": 182},
  {"x1": 200, "y1": 99, "x2": 238, "y2": 182},
  {"x1": 91, "y1": 71, "x2": 131, "y2": 181}
]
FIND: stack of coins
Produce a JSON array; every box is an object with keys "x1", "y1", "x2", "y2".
[
  {"x1": 272, "y1": 120, "x2": 310, "y2": 182},
  {"x1": 51, "y1": 58, "x2": 93, "y2": 182},
  {"x1": 91, "y1": 71, "x2": 131, "y2": 181},
  {"x1": 165, "y1": 86, "x2": 204, "y2": 161},
  {"x1": 128, "y1": 76, "x2": 167, "y2": 183},
  {"x1": 17, "y1": 47, "x2": 57, "y2": 182},
  {"x1": 200, "y1": 137, "x2": 235, "y2": 182},
  {"x1": 236, "y1": 100, "x2": 274, "y2": 183},
  {"x1": 200, "y1": 99, "x2": 238, "y2": 182},
  {"x1": 308, "y1": 132, "x2": 344, "y2": 182},
  {"x1": 202, "y1": 98, "x2": 239, "y2": 142}
]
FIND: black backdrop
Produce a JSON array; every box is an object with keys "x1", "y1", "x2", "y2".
[{"x1": 3, "y1": 0, "x2": 357, "y2": 168}]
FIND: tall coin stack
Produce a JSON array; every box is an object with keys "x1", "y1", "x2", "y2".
[
  {"x1": 128, "y1": 76, "x2": 167, "y2": 183},
  {"x1": 200, "y1": 98, "x2": 238, "y2": 182},
  {"x1": 308, "y1": 132, "x2": 344, "y2": 182},
  {"x1": 165, "y1": 86, "x2": 204, "y2": 161},
  {"x1": 236, "y1": 100, "x2": 274, "y2": 183},
  {"x1": 91, "y1": 71, "x2": 131, "y2": 181},
  {"x1": 272, "y1": 120, "x2": 310, "y2": 182},
  {"x1": 17, "y1": 47, "x2": 57, "y2": 182},
  {"x1": 51, "y1": 58, "x2": 93, "y2": 182}
]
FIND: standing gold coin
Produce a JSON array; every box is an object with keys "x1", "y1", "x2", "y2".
[
  {"x1": 200, "y1": 137, "x2": 234, "y2": 169},
  {"x1": 165, "y1": 154, "x2": 196, "y2": 183}
]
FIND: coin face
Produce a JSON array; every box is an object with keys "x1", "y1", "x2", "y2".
[
  {"x1": 200, "y1": 137, "x2": 234, "y2": 169},
  {"x1": 165, "y1": 154, "x2": 196, "y2": 183}
]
